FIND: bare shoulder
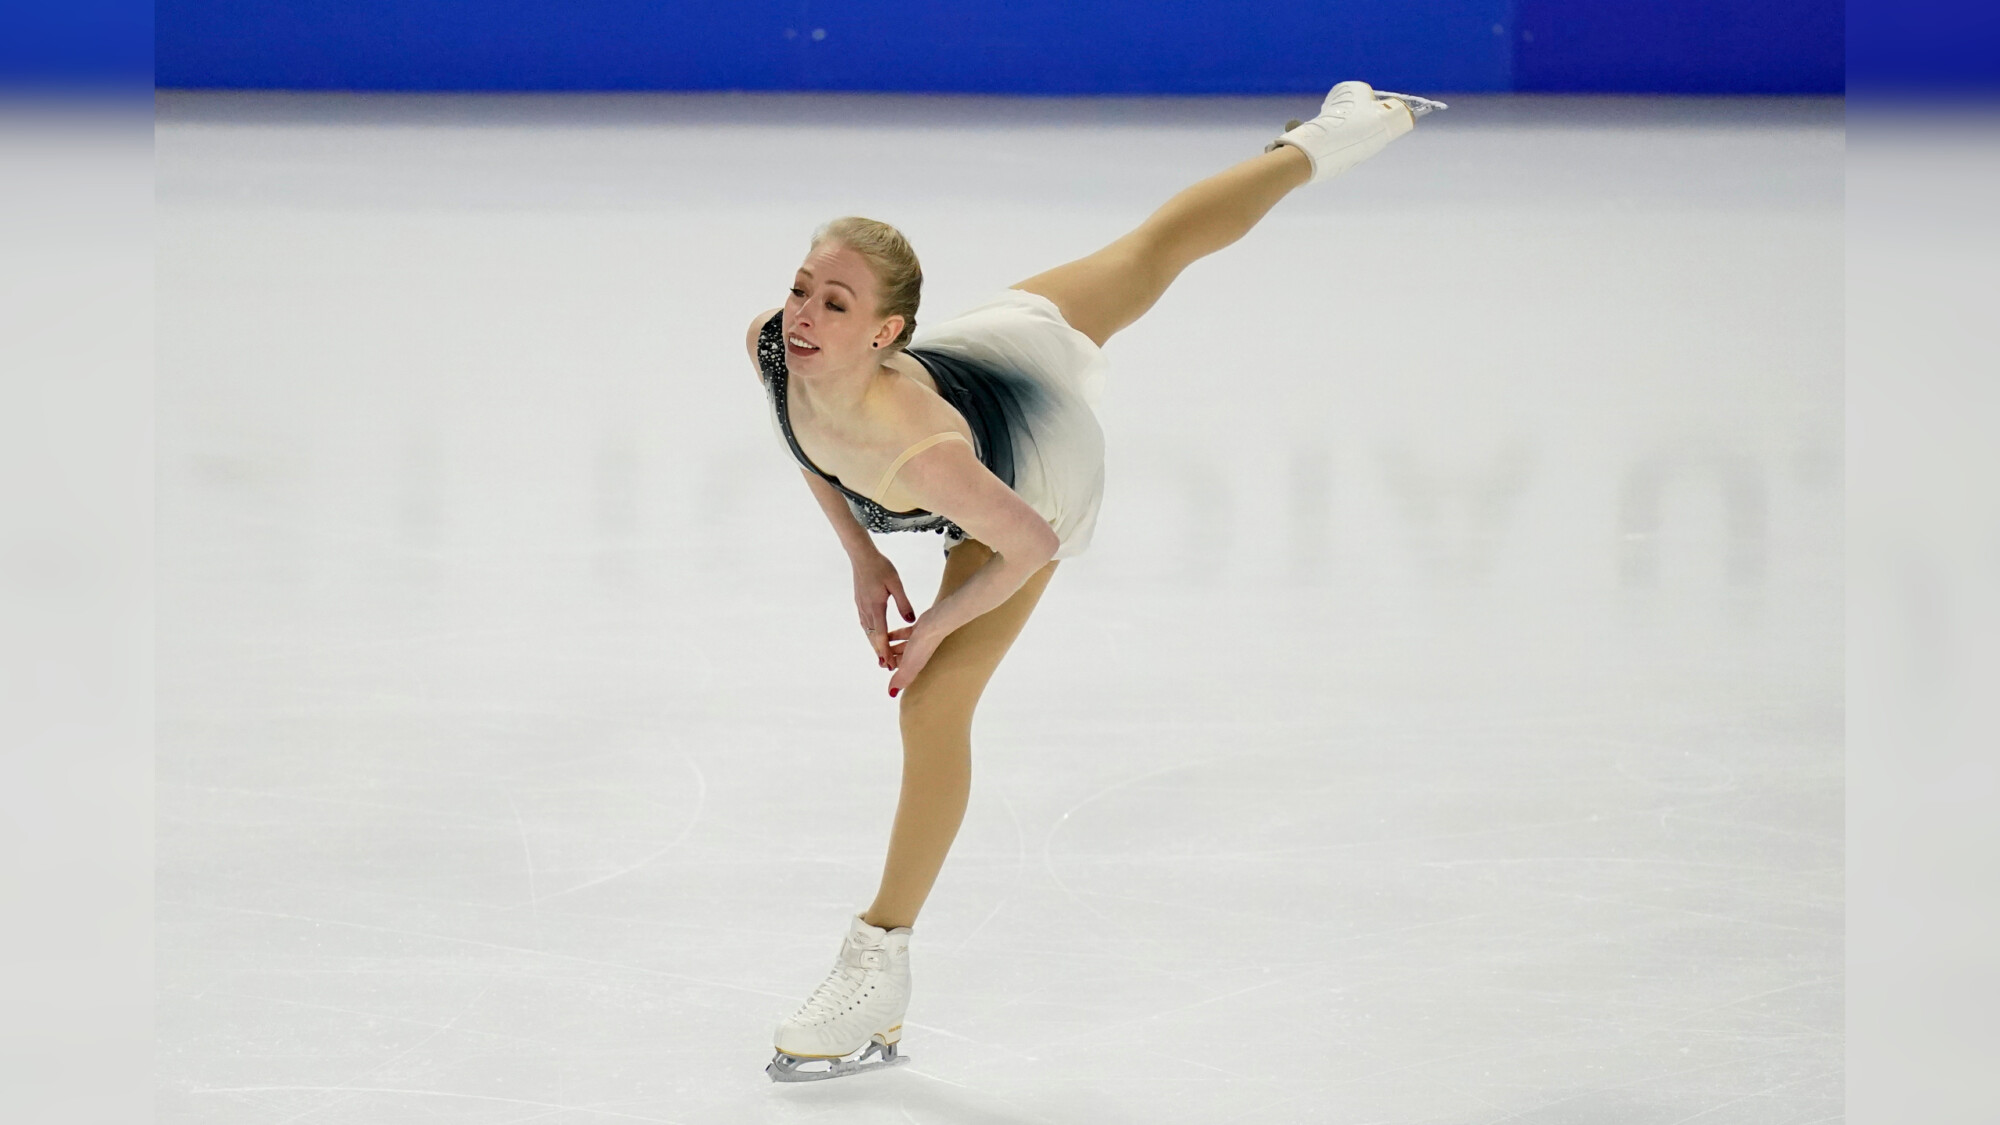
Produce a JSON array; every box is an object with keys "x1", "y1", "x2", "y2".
[
  {"x1": 880, "y1": 363, "x2": 975, "y2": 447},
  {"x1": 872, "y1": 416, "x2": 983, "y2": 512},
  {"x1": 745, "y1": 307, "x2": 782, "y2": 380},
  {"x1": 870, "y1": 375, "x2": 984, "y2": 509}
]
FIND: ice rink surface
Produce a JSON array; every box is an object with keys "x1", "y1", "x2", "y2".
[{"x1": 155, "y1": 93, "x2": 1843, "y2": 1124}]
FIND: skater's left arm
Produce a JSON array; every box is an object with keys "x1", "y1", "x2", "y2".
[{"x1": 880, "y1": 441, "x2": 1057, "y2": 694}]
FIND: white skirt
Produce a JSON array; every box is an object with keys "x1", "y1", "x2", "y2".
[{"x1": 911, "y1": 289, "x2": 1108, "y2": 560}]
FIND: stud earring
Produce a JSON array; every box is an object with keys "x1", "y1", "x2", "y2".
[{"x1": 872, "y1": 342, "x2": 879, "y2": 348}]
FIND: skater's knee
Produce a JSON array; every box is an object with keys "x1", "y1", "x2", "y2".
[
  {"x1": 897, "y1": 701, "x2": 973, "y2": 743},
  {"x1": 896, "y1": 685, "x2": 975, "y2": 743},
  {"x1": 1103, "y1": 230, "x2": 1177, "y2": 285}
]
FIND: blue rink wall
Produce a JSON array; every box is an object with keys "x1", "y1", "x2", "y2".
[{"x1": 155, "y1": 0, "x2": 1843, "y2": 94}]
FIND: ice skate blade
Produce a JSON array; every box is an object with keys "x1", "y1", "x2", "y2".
[
  {"x1": 1375, "y1": 90, "x2": 1448, "y2": 117},
  {"x1": 765, "y1": 1039, "x2": 909, "y2": 1083}
]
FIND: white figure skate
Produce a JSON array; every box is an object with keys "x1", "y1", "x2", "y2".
[
  {"x1": 766, "y1": 914, "x2": 913, "y2": 1082},
  {"x1": 1265, "y1": 80, "x2": 1447, "y2": 183}
]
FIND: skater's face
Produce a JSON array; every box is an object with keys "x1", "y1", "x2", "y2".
[{"x1": 783, "y1": 242, "x2": 904, "y2": 371}]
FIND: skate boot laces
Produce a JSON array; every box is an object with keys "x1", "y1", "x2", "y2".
[{"x1": 791, "y1": 942, "x2": 885, "y2": 1025}]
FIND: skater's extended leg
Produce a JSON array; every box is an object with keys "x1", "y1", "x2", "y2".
[
  {"x1": 1011, "y1": 145, "x2": 1312, "y2": 347},
  {"x1": 861, "y1": 540, "x2": 1057, "y2": 931}
]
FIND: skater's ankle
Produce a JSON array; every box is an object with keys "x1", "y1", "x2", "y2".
[{"x1": 860, "y1": 911, "x2": 912, "y2": 931}]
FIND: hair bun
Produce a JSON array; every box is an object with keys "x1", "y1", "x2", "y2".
[{"x1": 810, "y1": 217, "x2": 922, "y2": 352}]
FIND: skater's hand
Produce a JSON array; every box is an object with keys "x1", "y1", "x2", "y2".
[
  {"x1": 852, "y1": 551, "x2": 916, "y2": 668},
  {"x1": 883, "y1": 615, "x2": 942, "y2": 699}
]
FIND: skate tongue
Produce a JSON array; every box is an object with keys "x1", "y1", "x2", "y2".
[{"x1": 840, "y1": 944, "x2": 885, "y2": 971}]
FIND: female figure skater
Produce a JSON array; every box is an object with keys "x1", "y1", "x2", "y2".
[{"x1": 753, "y1": 81, "x2": 1443, "y2": 1082}]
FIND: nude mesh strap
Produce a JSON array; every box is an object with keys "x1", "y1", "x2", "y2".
[{"x1": 874, "y1": 432, "x2": 973, "y2": 499}]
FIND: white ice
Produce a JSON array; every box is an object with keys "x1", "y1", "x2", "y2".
[{"x1": 155, "y1": 93, "x2": 1843, "y2": 1124}]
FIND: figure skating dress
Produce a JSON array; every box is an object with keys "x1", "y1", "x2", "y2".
[{"x1": 758, "y1": 288, "x2": 1109, "y2": 559}]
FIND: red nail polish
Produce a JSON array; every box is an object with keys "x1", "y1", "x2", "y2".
[{"x1": 889, "y1": 687, "x2": 900, "y2": 698}]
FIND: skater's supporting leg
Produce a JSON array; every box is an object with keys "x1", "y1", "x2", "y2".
[
  {"x1": 862, "y1": 540, "x2": 1058, "y2": 931},
  {"x1": 1011, "y1": 145, "x2": 1312, "y2": 347}
]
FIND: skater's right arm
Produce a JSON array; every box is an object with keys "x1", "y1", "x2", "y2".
[
  {"x1": 747, "y1": 307, "x2": 913, "y2": 665},
  {"x1": 800, "y1": 469, "x2": 916, "y2": 667},
  {"x1": 800, "y1": 468, "x2": 879, "y2": 563}
]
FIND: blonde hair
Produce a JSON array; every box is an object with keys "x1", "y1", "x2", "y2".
[{"x1": 811, "y1": 216, "x2": 922, "y2": 351}]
